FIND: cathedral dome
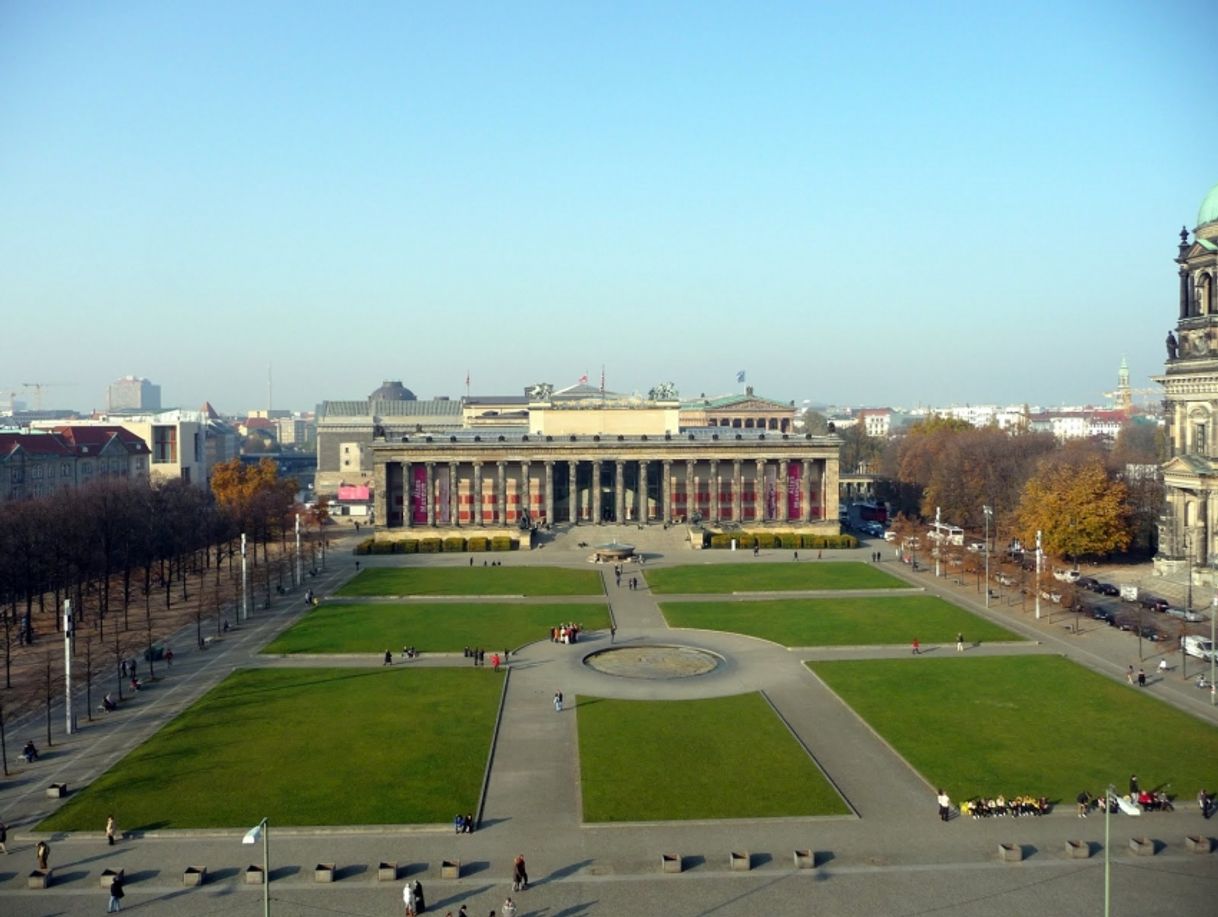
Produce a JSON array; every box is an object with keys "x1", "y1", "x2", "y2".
[
  {"x1": 1198, "y1": 181, "x2": 1218, "y2": 229},
  {"x1": 369, "y1": 380, "x2": 416, "y2": 401}
]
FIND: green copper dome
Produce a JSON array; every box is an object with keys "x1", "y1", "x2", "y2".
[{"x1": 1199, "y1": 180, "x2": 1218, "y2": 228}]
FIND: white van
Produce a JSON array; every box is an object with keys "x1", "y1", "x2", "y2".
[{"x1": 1183, "y1": 635, "x2": 1215, "y2": 660}]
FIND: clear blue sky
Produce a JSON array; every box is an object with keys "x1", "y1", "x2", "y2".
[{"x1": 3, "y1": 1, "x2": 1215, "y2": 415}]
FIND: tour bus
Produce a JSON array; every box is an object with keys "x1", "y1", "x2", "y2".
[{"x1": 926, "y1": 520, "x2": 965, "y2": 546}]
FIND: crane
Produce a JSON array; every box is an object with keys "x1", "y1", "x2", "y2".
[{"x1": 20, "y1": 382, "x2": 74, "y2": 411}]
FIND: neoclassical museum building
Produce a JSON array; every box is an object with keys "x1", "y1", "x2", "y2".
[
  {"x1": 317, "y1": 381, "x2": 841, "y2": 533},
  {"x1": 1156, "y1": 179, "x2": 1218, "y2": 579}
]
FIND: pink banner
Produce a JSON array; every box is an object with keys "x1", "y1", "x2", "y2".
[
  {"x1": 411, "y1": 465, "x2": 428, "y2": 524},
  {"x1": 338, "y1": 484, "x2": 371, "y2": 502},
  {"x1": 787, "y1": 462, "x2": 801, "y2": 520},
  {"x1": 765, "y1": 465, "x2": 778, "y2": 520}
]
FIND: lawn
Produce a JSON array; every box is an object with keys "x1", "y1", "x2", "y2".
[
  {"x1": 809, "y1": 655, "x2": 1218, "y2": 803},
  {"x1": 338, "y1": 566, "x2": 603, "y2": 597},
  {"x1": 39, "y1": 668, "x2": 502, "y2": 830},
  {"x1": 660, "y1": 596, "x2": 1019, "y2": 647},
  {"x1": 263, "y1": 601, "x2": 611, "y2": 654},
  {"x1": 646, "y1": 562, "x2": 904, "y2": 594},
  {"x1": 576, "y1": 693, "x2": 849, "y2": 821}
]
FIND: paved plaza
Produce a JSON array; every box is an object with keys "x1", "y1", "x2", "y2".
[{"x1": 1, "y1": 526, "x2": 1215, "y2": 916}]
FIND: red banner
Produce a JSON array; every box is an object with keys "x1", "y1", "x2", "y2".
[
  {"x1": 787, "y1": 462, "x2": 801, "y2": 520},
  {"x1": 411, "y1": 465, "x2": 428, "y2": 524}
]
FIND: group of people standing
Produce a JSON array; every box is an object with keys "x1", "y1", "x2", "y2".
[{"x1": 549, "y1": 623, "x2": 580, "y2": 644}]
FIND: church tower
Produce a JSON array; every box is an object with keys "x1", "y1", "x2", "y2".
[{"x1": 1154, "y1": 181, "x2": 1218, "y2": 578}]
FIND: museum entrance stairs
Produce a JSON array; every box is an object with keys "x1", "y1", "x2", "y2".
[{"x1": 541, "y1": 522, "x2": 693, "y2": 557}]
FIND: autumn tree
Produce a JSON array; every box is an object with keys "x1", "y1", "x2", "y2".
[
  {"x1": 801, "y1": 409, "x2": 829, "y2": 435},
  {"x1": 839, "y1": 424, "x2": 884, "y2": 474},
  {"x1": 1014, "y1": 457, "x2": 1131, "y2": 565}
]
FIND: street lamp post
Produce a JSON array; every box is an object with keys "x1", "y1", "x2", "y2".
[
  {"x1": 1103, "y1": 784, "x2": 1114, "y2": 917},
  {"x1": 983, "y1": 506, "x2": 993, "y2": 608},
  {"x1": 243, "y1": 817, "x2": 269, "y2": 917},
  {"x1": 241, "y1": 533, "x2": 249, "y2": 623},
  {"x1": 935, "y1": 506, "x2": 942, "y2": 577},
  {"x1": 1034, "y1": 530, "x2": 1043, "y2": 620}
]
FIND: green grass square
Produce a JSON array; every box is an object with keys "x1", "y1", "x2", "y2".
[
  {"x1": 576, "y1": 693, "x2": 849, "y2": 821},
  {"x1": 809, "y1": 656, "x2": 1218, "y2": 803},
  {"x1": 661, "y1": 596, "x2": 1019, "y2": 647},
  {"x1": 263, "y1": 602, "x2": 610, "y2": 654},
  {"x1": 39, "y1": 668, "x2": 501, "y2": 830},
  {"x1": 338, "y1": 566, "x2": 603, "y2": 596},
  {"x1": 646, "y1": 562, "x2": 904, "y2": 594}
]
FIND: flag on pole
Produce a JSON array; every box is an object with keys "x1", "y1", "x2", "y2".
[
  {"x1": 736, "y1": 370, "x2": 746, "y2": 383},
  {"x1": 465, "y1": 370, "x2": 470, "y2": 387},
  {"x1": 600, "y1": 365, "x2": 605, "y2": 394},
  {"x1": 578, "y1": 373, "x2": 589, "y2": 384}
]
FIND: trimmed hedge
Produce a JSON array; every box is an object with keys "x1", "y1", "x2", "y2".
[
  {"x1": 701, "y1": 531, "x2": 859, "y2": 551},
  {"x1": 353, "y1": 535, "x2": 518, "y2": 555}
]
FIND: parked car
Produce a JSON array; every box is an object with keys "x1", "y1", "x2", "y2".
[
  {"x1": 1137, "y1": 595, "x2": 1170, "y2": 613},
  {"x1": 1039, "y1": 589, "x2": 1063, "y2": 604},
  {"x1": 996, "y1": 573, "x2": 1016, "y2": 587},
  {"x1": 1053, "y1": 569, "x2": 1081, "y2": 583},
  {"x1": 883, "y1": 530, "x2": 897, "y2": 542},
  {"x1": 1077, "y1": 576, "x2": 1100, "y2": 591},
  {"x1": 1184, "y1": 635, "x2": 1216, "y2": 660},
  {"x1": 1092, "y1": 606, "x2": 1116, "y2": 625},
  {"x1": 1095, "y1": 582, "x2": 1120, "y2": 596},
  {"x1": 1165, "y1": 607, "x2": 1206, "y2": 623}
]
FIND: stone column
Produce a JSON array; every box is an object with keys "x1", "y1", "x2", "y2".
[
  {"x1": 568, "y1": 460, "x2": 579, "y2": 523},
  {"x1": 686, "y1": 459, "x2": 696, "y2": 521},
  {"x1": 823, "y1": 454, "x2": 839, "y2": 525},
  {"x1": 592, "y1": 460, "x2": 603, "y2": 523},
  {"x1": 778, "y1": 459, "x2": 789, "y2": 522},
  {"x1": 497, "y1": 461, "x2": 507, "y2": 526},
  {"x1": 755, "y1": 458, "x2": 766, "y2": 522},
  {"x1": 637, "y1": 459, "x2": 649, "y2": 522},
  {"x1": 662, "y1": 459, "x2": 672, "y2": 524},
  {"x1": 801, "y1": 460, "x2": 812, "y2": 522},
  {"x1": 521, "y1": 461, "x2": 531, "y2": 525},
  {"x1": 709, "y1": 459, "x2": 720, "y2": 522},
  {"x1": 449, "y1": 462, "x2": 459, "y2": 525},
  {"x1": 615, "y1": 460, "x2": 625, "y2": 523},
  {"x1": 544, "y1": 461, "x2": 554, "y2": 526},
  {"x1": 426, "y1": 462, "x2": 436, "y2": 526},
  {"x1": 373, "y1": 460, "x2": 389, "y2": 529},
  {"x1": 472, "y1": 461, "x2": 483, "y2": 526},
  {"x1": 732, "y1": 460, "x2": 742, "y2": 521}
]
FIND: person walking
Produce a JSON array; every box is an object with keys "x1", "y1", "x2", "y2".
[
  {"x1": 0, "y1": 818, "x2": 8, "y2": 855},
  {"x1": 502, "y1": 897, "x2": 517, "y2": 917},
  {"x1": 1129, "y1": 774, "x2": 1139, "y2": 797},
  {"x1": 1126, "y1": 665, "x2": 1135, "y2": 685},
  {"x1": 106, "y1": 814, "x2": 117, "y2": 846},
  {"x1": 412, "y1": 878, "x2": 426, "y2": 913},
  {"x1": 912, "y1": 638, "x2": 920, "y2": 655},
  {"x1": 553, "y1": 691, "x2": 563, "y2": 712},
  {"x1": 384, "y1": 649, "x2": 393, "y2": 666},
  {"x1": 610, "y1": 624, "x2": 616, "y2": 644},
  {"x1": 956, "y1": 632, "x2": 964, "y2": 652},
  {"x1": 36, "y1": 840, "x2": 49, "y2": 870},
  {"x1": 512, "y1": 853, "x2": 528, "y2": 891},
  {"x1": 107, "y1": 873, "x2": 125, "y2": 912},
  {"x1": 403, "y1": 877, "x2": 417, "y2": 916},
  {"x1": 937, "y1": 788, "x2": 952, "y2": 822}
]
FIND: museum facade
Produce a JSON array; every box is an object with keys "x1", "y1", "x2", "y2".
[{"x1": 360, "y1": 384, "x2": 841, "y2": 532}]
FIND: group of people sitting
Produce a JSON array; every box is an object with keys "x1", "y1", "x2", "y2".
[
  {"x1": 453, "y1": 812, "x2": 476, "y2": 834},
  {"x1": 961, "y1": 794, "x2": 1050, "y2": 818},
  {"x1": 100, "y1": 693, "x2": 118, "y2": 713},
  {"x1": 550, "y1": 623, "x2": 581, "y2": 644},
  {"x1": 1136, "y1": 790, "x2": 1175, "y2": 811},
  {"x1": 20, "y1": 740, "x2": 39, "y2": 763}
]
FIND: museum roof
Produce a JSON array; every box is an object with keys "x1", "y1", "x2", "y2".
[
  {"x1": 322, "y1": 399, "x2": 464, "y2": 419},
  {"x1": 681, "y1": 392, "x2": 794, "y2": 410},
  {"x1": 381, "y1": 428, "x2": 839, "y2": 445}
]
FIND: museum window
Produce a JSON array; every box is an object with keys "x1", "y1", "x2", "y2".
[
  {"x1": 153, "y1": 425, "x2": 177, "y2": 463},
  {"x1": 1195, "y1": 421, "x2": 1209, "y2": 457},
  {"x1": 1201, "y1": 273, "x2": 1214, "y2": 316}
]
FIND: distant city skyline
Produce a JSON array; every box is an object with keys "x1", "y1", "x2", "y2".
[{"x1": 3, "y1": 2, "x2": 1215, "y2": 412}]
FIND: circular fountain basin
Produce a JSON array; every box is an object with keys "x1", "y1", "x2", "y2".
[
  {"x1": 593, "y1": 541, "x2": 636, "y2": 562},
  {"x1": 584, "y1": 645, "x2": 722, "y2": 679}
]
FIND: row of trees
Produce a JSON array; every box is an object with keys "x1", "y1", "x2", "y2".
[
  {"x1": 0, "y1": 459, "x2": 308, "y2": 770},
  {"x1": 866, "y1": 416, "x2": 1164, "y2": 562}
]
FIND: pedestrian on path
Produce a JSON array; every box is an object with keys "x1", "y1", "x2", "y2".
[
  {"x1": 0, "y1": 818, "x2": 8, "y2": 854},
  {"x1": 1126, "y1": 665, "x2": 1134, "y2": 685},
  {"x1": 492, "y1": 653, "x2": 501, "y2": 672},
  {"x1": 36, "y1": 839, "x2": 49, "y2": 870},
  {"x1": 403, "y1": 877, "x2": 417, "y2": 916},
  {"x1": 956, "y1": 633, "x2": 964, "y2": 652},
  {"x1": 412, "y1": 878, "x2": 425, "y2": 913},
  {"x1": 384, "y1": 649, "x2": 393, "y2": 666},
  {"x1": 106, "y1": 873, "x2": 124, "y2": 912},
  {"x1": 912, "y1": 638, "x2": 920, "y2": 655},
  {"x1": 937, "y1": 788, "x2": 952, "y2": 822},
  {"x1": 610, "y1": 624, "x2": 616, "y2": 644},
  {"x1": 553, "y1": 691, "x2": 563, "y2": 712},
  {"x1": 817, "y1": 549, "x2": 822, "y2": 560},
  {"x1": 512, "y1": 853, "x2": 528, "y2": 891},
  {"x1": 106, "y1": 814, "x2": 117, "y2": 846},
  {"x1": 1129, "y1": 774, "x2": 1139, "y2": 797},
  {"x1": 793, "y1": 550, "x2": 798, "y2": 561},
  {"x1": 502, "y1": 896, "x2": 517, "y2": 917},
  {"x1": 1137, "y1": 667, "x2": 1147, "y2": 687}
]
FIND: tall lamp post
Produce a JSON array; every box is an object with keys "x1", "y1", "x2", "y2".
[
  {"x1": 243, "y1": 817, "x2": 269, "y2": 917},
  {"x1": 1034, "y1": 530, "x2": 1043, "y2": 620},
  {"x1": 983, "y1": 506, "x2": 993, "y2": 608},
  {"x1": 934, "y1": 506, "x2": 942, "y2": 578},
  {"x1": 1103, "y1": 784, "x2": 1114, "y2": 917}
]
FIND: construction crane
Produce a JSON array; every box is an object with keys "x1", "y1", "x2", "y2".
[{"x1": 20, "y1": 381, "x2": 74, "y2": 411}]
